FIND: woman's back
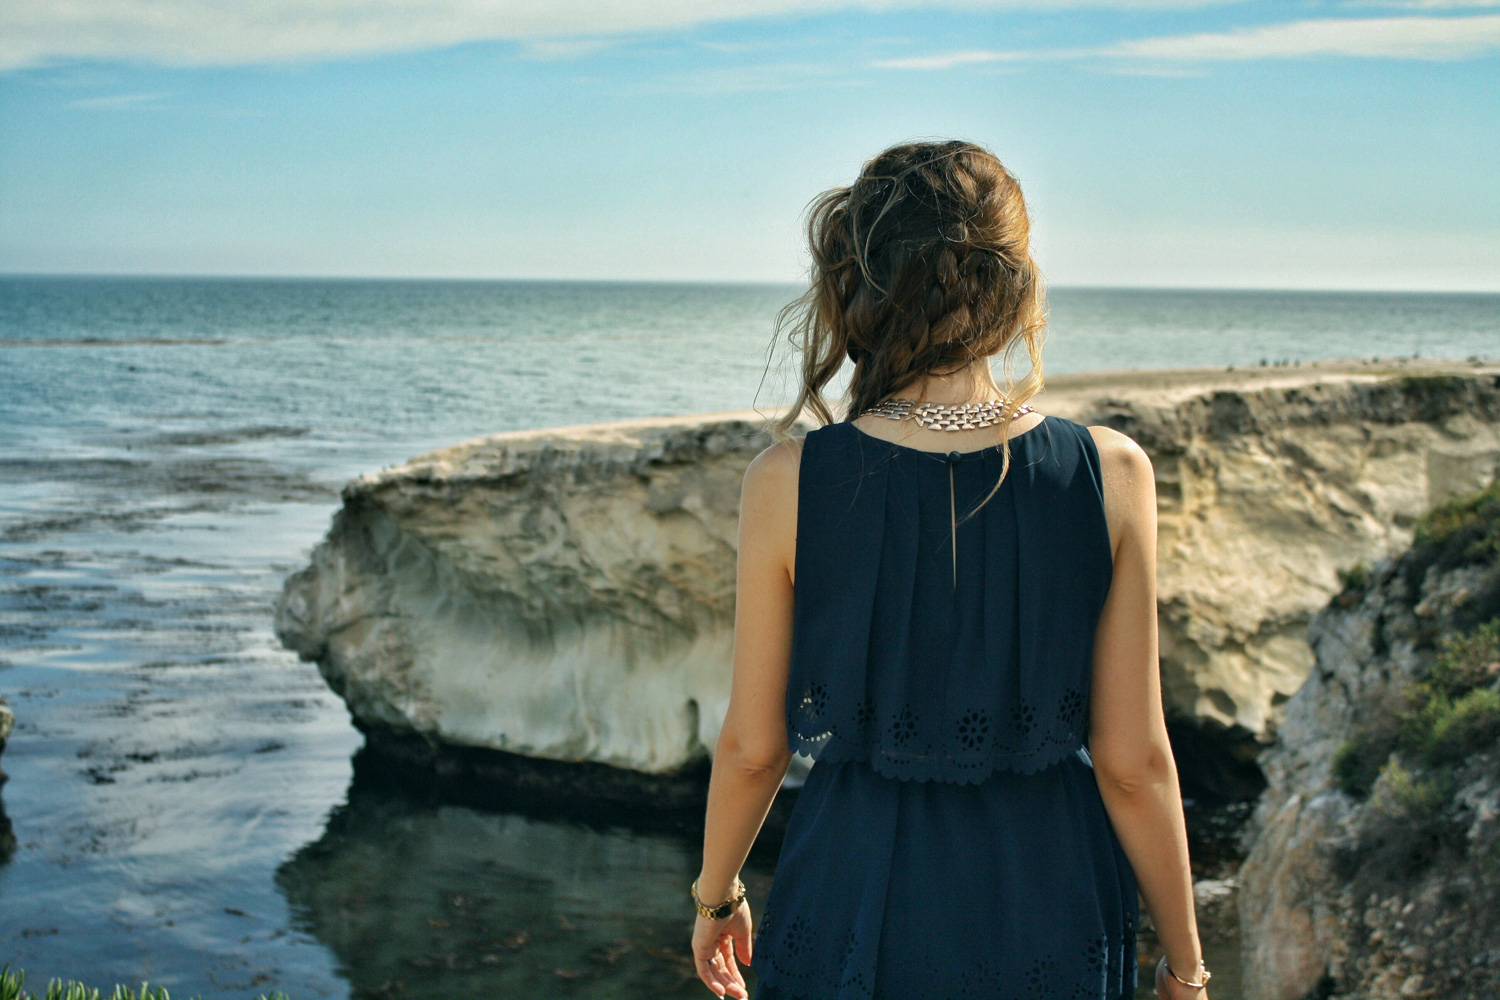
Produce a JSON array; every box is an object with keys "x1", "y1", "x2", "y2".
[
  {"x1": 750, "y1": 413, "x2": 1142, "y2": 999},
  {"x1": 785, "y1": 414, "x2": 1114, "y2": 782},
  {"x1": 691, "y1": 139, "x2": 1207, "y2": 1000}
]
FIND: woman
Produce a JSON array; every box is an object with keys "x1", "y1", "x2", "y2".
[{"x1": 690, "y1": 139, "x2": 1210, "y2": 1000}]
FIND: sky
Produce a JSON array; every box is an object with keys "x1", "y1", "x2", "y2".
[{"x1": 0, "y1": 1, "x2": 1497, "y2": 290}]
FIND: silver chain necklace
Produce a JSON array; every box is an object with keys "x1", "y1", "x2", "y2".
[{"x1": 863, "y1": 395, "x2": 1035, "y2": 431}]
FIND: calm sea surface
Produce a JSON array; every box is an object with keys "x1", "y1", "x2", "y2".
[{"x1": 2, "y1": 276, "x2": 1498, "y2": 999}]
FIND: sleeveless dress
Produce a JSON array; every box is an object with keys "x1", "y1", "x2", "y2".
[{"x1": 750, "y1": 415, "x2": 1141, "y2": 1000}]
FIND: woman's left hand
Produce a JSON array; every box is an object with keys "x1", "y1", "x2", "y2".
[{"x1": 692, "y1": 900, "x2": 753, "y2": 999}]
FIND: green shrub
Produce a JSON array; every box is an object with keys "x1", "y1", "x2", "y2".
[
  {"x1": 1393, "y1": 618, "x2": 1500, "y2": 769},
  {"x1": 1329, "y1": 615, "x2": 1500, "y2": 803},
  {"x1": 0, "y1": 966, "x2": 289, "y2": 1000},
  {"x1": 1338, "y1": 560, "x2": 1370, "y2": 593},
  {"x1": 1380, "y1": 759, "x2": 1457, "y2": 820},
  {"x1": 1332, "y1": 724, "x2": 1400, "y2": 798},
  {"x1": 1422, "y1": 688, "x2": 1500, "y2": 766},
  {"x1": 1428, "y1": 619, "x2": 1500, "y2": 699},
  {"x1": 1412, "y1": 480, "x2": 1500, "y2": 567}
]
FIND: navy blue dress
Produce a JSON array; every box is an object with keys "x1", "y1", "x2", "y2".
[{"x1": 751, "y1": 415, "x2": 1140, "y2": 1000}]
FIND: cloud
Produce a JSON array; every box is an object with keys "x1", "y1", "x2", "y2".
[
  {"x1": 875, "y1": 48, "x2": 1049, "y2": 69},
  {"x1": 1348, "y1": 1, "x2": 1500, "y2": 8},
  {"x1": 633, "y1": 60, "x2": 865, "y2": 94},
  {"x1": 877, "y1": 13, "x2": 1500, "y2": 68},
  {"x1": 517, "y1": 38, "x2": 617, "y2": 61},
  {"x1": 1109, "y1": 14, "x2": 1500, "y2": 59},
  {"x1": 0, "y1": 0, "x2": 1241, "y2": 71},
  {"x1": 1090, "y1": 63, "x2": 1205, "y2": 75},
  {"x1": 68, "y1": 90, "x2": 170, "y2": 108}
]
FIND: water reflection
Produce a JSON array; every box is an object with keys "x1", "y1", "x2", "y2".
[
  {"x1": 0, "y1": 799, "x2": 13, "y2": 866},
  {"x1": 280, "y1": 751, "x2": 1248, "y2": 1000},
  {"x1": 276, "y1": 752, "x2": 786, "y2": 1000}
]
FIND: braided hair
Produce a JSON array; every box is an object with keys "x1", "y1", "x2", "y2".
[{"x1": 765, "y1": 138, "x2": 1048, "y2": 516}]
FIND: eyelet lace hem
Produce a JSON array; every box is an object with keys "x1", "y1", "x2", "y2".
[
  {"x1": 788, "y1": 680, "x2": 1092, "y2": 782},
  {"x1": 788, "y1": 731, "x2": 1088, "y2": 783}
]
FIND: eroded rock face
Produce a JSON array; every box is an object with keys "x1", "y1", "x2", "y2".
[
  {"x1": 1237, "y1": 493, "x2": 1500, "y2": 1000},
  {"x1": 1085, "y1": 371, "x2": 1500, "y2": 755},
  {"x1": 275, "y1": 414, "x2": 796, "y2": 779},
  {"x1": 275, "y1": 362, "x2": 1500, "y2": 791}
]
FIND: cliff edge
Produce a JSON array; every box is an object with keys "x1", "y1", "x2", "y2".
[{"x1": 274, "y1": 359, "x2": 1500, "y2": 802}]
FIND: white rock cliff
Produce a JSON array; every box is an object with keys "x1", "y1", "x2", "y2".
[{"x1": 274, "y1": 361, "x2": 1500, "y2": 789}]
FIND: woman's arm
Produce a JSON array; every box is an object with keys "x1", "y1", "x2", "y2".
[
  {"x1": 691, "y1": 437, "x2": 800, "y2": 999},
  {"x1": 1086, "y1": 426, "x2": 1209, "y2": 999}
]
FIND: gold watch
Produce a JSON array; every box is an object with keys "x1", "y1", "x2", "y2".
[{"x1": 691, "y1": 876, "x2": 746, "y2": 920}]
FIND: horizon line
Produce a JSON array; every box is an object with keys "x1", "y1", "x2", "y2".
[{"x1": 2, "y1": 271, "x2": 1499, "y2": 296}]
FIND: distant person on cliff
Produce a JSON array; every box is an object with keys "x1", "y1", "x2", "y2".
[{"x1": 688, "y1": 138, "x2": 1210, "y2": 1000}]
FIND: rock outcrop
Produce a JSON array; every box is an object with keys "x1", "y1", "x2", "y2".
[
  {"x1": 0, "y1": 697, "x2": 14, "y2": 863},
  {"x1": 1237, "y1": 482, "x2": 1500, "y2": 1000},
  {"x1": 275, "y1": 413, "x2": 786, "y2": 788},
  {"x1": 275, "y1": 360, "x2": 1500, "y2": 799},
  {"x1": 0, "y1": 696, "x2": 12, "y2": 783}
]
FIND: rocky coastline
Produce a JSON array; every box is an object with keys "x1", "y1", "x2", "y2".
[
  {"x1": 1237, "y1": 480, "x2": 1500, "y2": 1000},
  {"x1": 273, "y1": 357, "x2": 1500, "y2": 996},
  {"x1": 275, "y1": 358, "x2": 1500, "y2": 812}
]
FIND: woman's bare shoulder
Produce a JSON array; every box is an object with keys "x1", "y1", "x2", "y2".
[
  {"x1": 741, "y1": 435, "x2": 804, "y2": 526},
  {"x1": 741, "y1": 436, "x2": 803, "y2": 579},
  {"x1": 1086, "y1": 425, "x2": 1155, "y2": 551},
  {"x1": 745, "y1": 435, "x2": 804, "y2": 489},
  {"x1": 1086, "y1": 424, "x2": 1152, "y2": 482}
]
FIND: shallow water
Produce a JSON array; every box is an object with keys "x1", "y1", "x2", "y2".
[
  {"x1": 3, "y1": 277, "x2": 1498, "y2": 998},
  {"x1": 0, "y1": 278, "x2": 801, "y2": 998}
]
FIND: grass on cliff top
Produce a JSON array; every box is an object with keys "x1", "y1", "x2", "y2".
[{"x1": 0, "y1": 967, "x2": 288, "y2": 1000}]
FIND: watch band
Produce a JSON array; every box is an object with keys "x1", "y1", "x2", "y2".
[{"x1": 691, "y1": 876, "x2": 746, "y2": 920}]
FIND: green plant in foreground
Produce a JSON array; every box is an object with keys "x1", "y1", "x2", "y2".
[
  {"x1": 1427, "y1": 619, "x2": 1500, "y2": 698},
  {"x1": 0, "y1": 966, "x2": 289, "y2": 1000}
]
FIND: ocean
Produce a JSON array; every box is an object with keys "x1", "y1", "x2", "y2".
[{"x1": 1, "y1": 275, "x2": 1498, "y2": 999}]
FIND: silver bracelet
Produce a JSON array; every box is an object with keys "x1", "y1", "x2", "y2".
[{"x1": 1160, "y1": 954, "x2": 1211, "y2": 989}]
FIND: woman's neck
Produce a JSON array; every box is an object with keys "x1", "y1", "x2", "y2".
[{"x1": 885, "y1": 362, "x2": 1007, "y2": 407}]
